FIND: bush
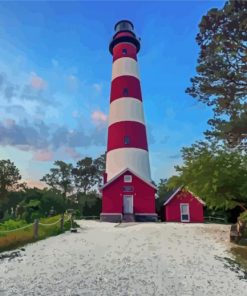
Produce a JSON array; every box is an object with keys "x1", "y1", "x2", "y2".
[
  {"x1": 239, "y1": 211, "x2": 247, "y2": 222},
  {"x1": 0, "y1": 214, "x2": 71, "y2": 252},
  {"x1": 0, "y1": 219, "x2": 27, "y2": 231}
]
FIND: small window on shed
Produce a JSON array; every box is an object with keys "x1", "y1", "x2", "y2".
[
  {"x1": 124, "y1": 175, "x2": 132, "y2": 183},
  {"x1": 123, "y1": 88, "x2": 128, "y2": 96},
  {"x1": 124, "y1": 136, "x2": 130, "y2": 145},
  {"x1": 122, "y1": 48, "x2": 127, "y2": 55}
]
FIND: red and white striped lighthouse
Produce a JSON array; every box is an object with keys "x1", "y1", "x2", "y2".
[{"x1": 100, "y1": 20, "x2": 157, "y2": 223}]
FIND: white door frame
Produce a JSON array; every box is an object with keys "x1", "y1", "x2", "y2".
[
  {"x1": 123, "y1": 195, "x2": 133, "y2": 214},
  {"x1": 180, "y1": 203, "x2": 190, "y2": 222}
]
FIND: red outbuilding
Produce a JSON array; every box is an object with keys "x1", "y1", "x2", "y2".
[
  {"x1": 163, "y1": 187, "x2": 205, "y2": 223},
  {"x1": 100, "y1": 168, "x2": 157, "y2": 222}
]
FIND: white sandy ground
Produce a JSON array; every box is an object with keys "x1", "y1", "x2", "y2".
[{"x1": 0, "y1": 221, "x2": 247, "y2": 296}]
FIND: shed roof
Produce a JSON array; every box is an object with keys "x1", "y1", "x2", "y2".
[{"x1": 163, "y1": 187, "x2": 206, "y2": 206}]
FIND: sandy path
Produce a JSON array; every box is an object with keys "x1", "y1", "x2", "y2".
[{"x1": 0, "y1": 221, "x2": 246, "y2": 296}]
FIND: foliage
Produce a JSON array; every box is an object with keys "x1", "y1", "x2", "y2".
[
  {"x1": 0, "y1": 155, "x2": 105, "y2": 223},
  {"x1": 0, "y1": 219, "x2": 27, "y2": 231},
  {"x1": 239, "y1": 211, "x2": 247, "y2": 222},
  {"x1": 0, "y1": 159, "x2": 23, "y2": 202},
  {"x1": 0, "y1": 215, "x2": 71, "y2": 252},
  {"x1": 41, "y1": 154, "x2": 106, "y2": 196},
  {"x1": 72, "y1": 157, "x2": 99, "y2": 194},
  {"x1": 40, "y1": 161, "x2": 73, "y2": 197},
  {"x1": 166, "y1": 141, "x2": 247, "y2": 210},
  {"x1": 155, "y1": 179, "x2": 169, "y2": 210},
  {"x1": 78, "y1": 191, "x2": 101, "y2": 217},
  {"x1": 186, "y1": 0, "x2": 247, "y2": 150},
  {"x1": 94, "y1": 153, "x2": 106, "y2": 186}
]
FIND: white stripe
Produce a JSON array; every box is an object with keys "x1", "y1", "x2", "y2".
[
  {"x1": 106, "y1": 148, "x2": 151, "y2": 182},
  {"x1": 109, "y1": 97, "x2": 145, "y2": 126},
  {"x1": 112, "y1": 57, "x2": 139, "y2": 80}
]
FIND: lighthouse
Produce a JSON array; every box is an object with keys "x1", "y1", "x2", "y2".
[{"x1": 100, "y1": 20, "x2": 157, "y2": 222}]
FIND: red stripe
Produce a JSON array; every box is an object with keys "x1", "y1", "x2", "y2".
[
  {"x1": 113, "y1": 43, "x2": 137, "y2": 62},
  {"x1": 107, "y1": 121, "x2": 148, "y2": 152},
  {"x1": 110, "y1": 76, "x2": 142, "y2": 103},
  {"x1": 114, "y1": 32, "x2": 135, "y2": 39}
]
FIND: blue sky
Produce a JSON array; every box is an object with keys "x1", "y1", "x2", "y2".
[{"x1": 0, "y1": 0, "x2": 225, "y2": 187}]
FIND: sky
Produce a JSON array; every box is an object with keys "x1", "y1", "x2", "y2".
[{"x1": 0, "y1": 0, "x2": 225, "y2": 187}]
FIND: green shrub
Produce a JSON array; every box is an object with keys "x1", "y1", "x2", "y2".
[
  {"x1": 0, "y1": 219, "x2": 27, "y2": 231},
  {"x1": 239, "y1": 211, "x2": 247, "y2": 222}
]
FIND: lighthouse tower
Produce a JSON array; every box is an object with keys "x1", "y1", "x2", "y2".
[{"x1": 100, "y1": 20, "x2": 157, "y2": 222}]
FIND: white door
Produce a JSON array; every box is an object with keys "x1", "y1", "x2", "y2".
[
  {"x1": 123, "y1": 195, "x2": 133, "y2": 214},
  {"x1": 180, "y1": 204, "x2": 190, "y2": 222}
]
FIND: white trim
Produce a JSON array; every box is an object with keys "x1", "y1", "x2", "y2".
[
  {"x1": 188, "y1": 190, "x2": 206, "y2": 205},
  {"x1": 123, "y1": 195, "x2": 133, "y2": 214},
  {"x1": 180, "y1": 203, "x2": 190, "y2": 222},
  {"x1": 163, "y1": 187, "x2": 205, "y2": 206},
  {"x1": 101, "y1": 167, "x2": 156, "y2": 190},
  {"x1": 112, "y1": 57, "x2": 139, "y2": 81},
  {"x1": 109, "y1": 97, "x2": 145, "y2": 126},
  {"x1": 163, "y1": 187, "x2": 183, "y2": 206},
  {"x1": 124, "y1": 175, "x2": 132, "y2": 183}
]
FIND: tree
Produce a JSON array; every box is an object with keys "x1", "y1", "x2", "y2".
[
  {"x1": 0, "y1": 159, "x2": 22, "y2": 201},
  {"x1": 40, "y1": 161, "x2": 73, "y2": 197},
  {"x1": 72, "y1": 157, "x2": 98, "y2": 194},
  {"x1": 155, "y1": 179, "x2": 171, "y2": 218},
  {"x1": 93, "y1": 153, "x2": 106, "y2": 186},
  {"x1": 186, "y1": 1, "x2": 247, "y2": 149},
  {"x1": 167, "y1": 141, "x2": 247, "y2": 210}
]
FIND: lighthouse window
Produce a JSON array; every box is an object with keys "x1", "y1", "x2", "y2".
[
  {"x1": 124, "y1": 175, "x2": 132, "y2": 183},
  {"x1": 123, "y1": 88, "x2": 128, "y2": 96},
  {"x1": 124, "y1": 136, "x2": 130, "y2": 145},
  {"x1": 122, "y1": 48, "x2": 127, "y2": 55}
]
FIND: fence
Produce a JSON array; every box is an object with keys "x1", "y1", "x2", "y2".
[
  {"x1": 204, "y1": 216, "x2": 227, "y2": 223},
  {"x1": 0, "y1": 214, "x2": 72, "y2": 240}
]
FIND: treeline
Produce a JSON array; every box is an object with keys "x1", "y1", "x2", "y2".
[
  {"x1": 157, "y1": 1, "x2": 247, "y2": 221},
  {"x1": 0, "y1": 155, "x2": 105, "y2": 222}
]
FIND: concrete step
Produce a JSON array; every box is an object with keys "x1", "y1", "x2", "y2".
[{"x1": 122, "y1": 214, "x2": 135, "y2": 222}]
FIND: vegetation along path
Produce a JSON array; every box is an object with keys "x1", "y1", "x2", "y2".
[{"x1": 0, "y1": 221, "x2": 247, "y2": 296}]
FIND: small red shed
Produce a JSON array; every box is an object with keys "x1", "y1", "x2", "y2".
[
  {"x1": 100, "y1": 168, "x2": 157, "y2": 222},
  {"x1": 163, "y1": 187, "x2": 205, "y2": 223}
]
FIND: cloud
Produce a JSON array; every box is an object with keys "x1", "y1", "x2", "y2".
[
  {"x1": 64, "y1": 147, "x2": 82, "y2": 160},
  {"x1": 3, "y1": 118, "x2": 16, "y2": 128},
  {"x1": 168, "y1": 154, "x2": 181, "y2": 159},
  {"x1": 91, "y1": 110, "x2": 108, "y2": 125},
  {"x1": 0, "y1": 72, "x2": 18, "y2": 101},
  {"x1": 25, "y1": 179, "x2": 45, "y2": 189},
  {"x1": 30, "y1": 73, "x2": 47, "y2": 90},
  {"x1": 160, "y1": 135, "x2": 170, "y2": 144},
  {"x1": 67, "y1": 75, "x2": 79, "y2": 91},
  {"x1": 0, "y1": 71, "x2": 55, "y2": 106},
  {"x1": 0, "y1": 119, "x2": 49, "y2": 149},
  {"x1": 33, "y1": 149, "x2": 53, "y2": 161},
  {"x1": 93, "y1": 83, "x2": 103, "y2": 93}
]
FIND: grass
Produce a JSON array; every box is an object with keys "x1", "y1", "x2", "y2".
[
  {"x1": 0, "y1": 215, "x2": 72, "y2": 253},
  {"x1": 231, "y1": 246, "x2": 247, "y2": 272}
]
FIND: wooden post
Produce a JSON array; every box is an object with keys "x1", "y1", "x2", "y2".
[
  {"x1": 33, "y1": 219, "x2": 39, "y2": 240},
  {"x1": 60, "y1": 213, "x2": 64, "y2": 232}
]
